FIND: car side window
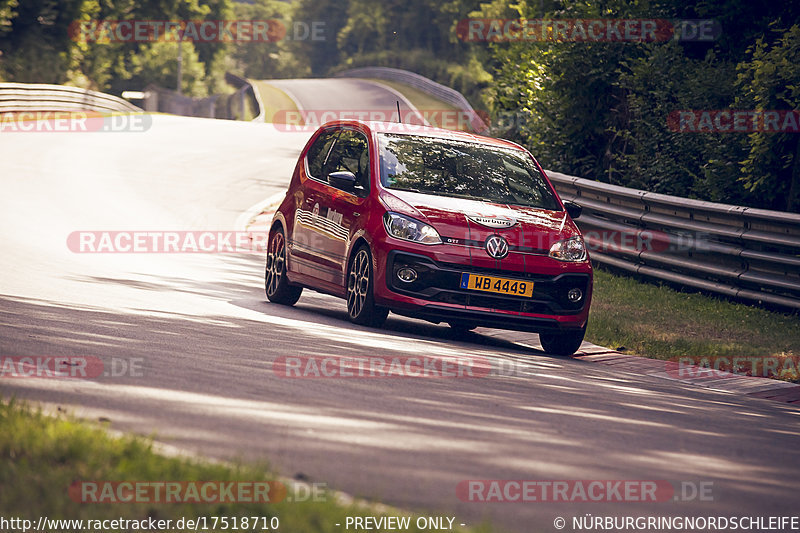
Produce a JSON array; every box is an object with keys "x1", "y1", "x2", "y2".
[
  {"x1": 306, "y1": 130, "x2": 338, "y2": 179},
  {"x1": 322, "y1": 130, "x2": 370, "y2": 197}
]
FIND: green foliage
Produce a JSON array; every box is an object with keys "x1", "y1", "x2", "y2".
[
  {"x1": 0, "y1": 0, "x2": 16, "y2": 38},
  {"x1": 613, "y1": 44, "x2": 745, "y2": 200},
  {"x1": 337, "y1": 0, "x2": 388, "y2": 56},
  {"x1": 0, "y1": 0, "x2": 83, "y2": 83},
  {"x1": 485, "y1": 0, "x2": 800, "y2": 211},
  {"x1": 131, "y1": 40, "x2": 207, "y2": 96},
  {"x1": 736, "y1": 25, "x2": 800, "y2": 211},
  {"x1": 334, "y1": 0, "x2": 479, "y2": 64},
  {"x1": 289, "y1": 0, "x2": 491, "y2": 107},
  {"x1": 229, "y1": 0, "x2": 309, "y2": 80},
  {"x1": 486, "y1": 0, "x2": 651, "y2": 179},
  {"x1": 492, "y1": 40, "x2": 637, "y2": 180},
  {"x1": 0, "y1": 0, "x2": 232, "y2": 96},
  {"x1": 290, "y1": 0, "x2": 351, "y2": 75}
]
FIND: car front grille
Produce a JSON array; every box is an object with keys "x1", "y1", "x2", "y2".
[{"x1": 387, "y1": 251, "x2": 589, "y2": 315}]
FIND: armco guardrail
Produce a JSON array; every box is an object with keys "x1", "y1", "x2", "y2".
[
  {"x1": 143, "y1": 84, "x2": 217, "y2": 117},
  {"x1": 142, "y1": 73, "x2": 262, "y2": 121},
  {"x1": 547, "y1": 170, "x2": 800, "y2": 309},
  {"x1": 336, "y1": 67, "x2": 488, "y2": 133},
  {"x1": 225, "y1": 72, "x2": 264, "y2": 123},
  {"x1": 0, "y1": 82, "x2": 140, "y2": 114}
]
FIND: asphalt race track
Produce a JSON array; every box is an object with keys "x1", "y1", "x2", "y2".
[
  {"x1": 266, "y1": 78, "x2": 427, "y2": 125},
  {"x1": 2, "y1": 112, "x2": 799, "y2": 532}
]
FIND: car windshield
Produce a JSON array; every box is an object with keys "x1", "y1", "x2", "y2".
[{"x1": 378, "y1": 133, "x2": 561, "y2": 210}]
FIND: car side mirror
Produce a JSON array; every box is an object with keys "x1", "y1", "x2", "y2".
[
  {"x1": 328, "y1": 171, "x2": 357, "y2": 191},
  {"x1": 563, "y1": 200, "x2": 582, "y2": 219}
]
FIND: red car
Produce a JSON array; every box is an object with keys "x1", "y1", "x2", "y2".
[{"x1": 265, "y1": 120, "x2": 592, "y2": 355}]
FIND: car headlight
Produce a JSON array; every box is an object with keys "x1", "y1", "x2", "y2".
[
  {"x1": 549, "y1": 236, "x2": 587, "y2": 262},
  {"x1": 383, "y1": 212, "x2": 441, "y2": 245}
]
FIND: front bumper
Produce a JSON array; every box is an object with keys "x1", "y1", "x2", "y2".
[{"x1": 380, "y1": 250, "x2": 591, "y2": 331}]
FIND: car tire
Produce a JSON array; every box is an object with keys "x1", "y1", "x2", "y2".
[
  {"x1": 265, "y1": 228, "x2": 302, "y2": 305},
  {"x1": 347, "y1": 245, "x2": 389, "y2": 327},
  {"x1": 539, "y1": 325, "x2": 587, "y2": 356}
]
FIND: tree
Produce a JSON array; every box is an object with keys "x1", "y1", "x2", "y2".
[
  {"x1": 484, "y1": 0, "x2": 800, "y2": 211},
  {"x1": 130, "y1": 40, "x2": 207, "y2": 96},
  {"x1": 487, "y1": 0, "x2": 655, "y2": 180},
  {"x1": 0, "y1": 0, "x2": 83, "y2": 83},
  {"x1": 736, "y1": 25, "x2": 800, "y2": 212},
  {"x1": 613, "y1": 44, "x2": 744, "y2": 201},
  {"x1": 228, "y1": 0, "x2": 308, "y2": 80},
  {"x1": 0, "y1": 0, "x2": 232, "y2": 95},
  {"x1": 0, "y1": 0, "x2": 16, "y2": 37},
  {"x1": 290, "y1": 0, "x2": 351, "y2": 75}
]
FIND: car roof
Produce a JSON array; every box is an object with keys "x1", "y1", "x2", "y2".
[{"x1": 319, "y1": 119, "x2": 526, "y2": 152}]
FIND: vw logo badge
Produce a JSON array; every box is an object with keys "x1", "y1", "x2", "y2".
[{"x1": 485, "y1": 235, "x2": 509, "y2": 259}]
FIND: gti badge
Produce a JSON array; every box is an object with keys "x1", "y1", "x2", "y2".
[
  {"x1": 466, "y1": 214, "x2": 517, "y2": 229},
  {"x1": 485, "y1": 235, "x2": 509, "y2": 259}
]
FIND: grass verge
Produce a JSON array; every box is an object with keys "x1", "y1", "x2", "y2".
[
  {"x1": 0, "y1": 399, "x2": 490, "y2": 533},
  {"x1": 251, "y1": 81, "x2": 298, "y2": 123},
  {"x1": 366, "y1": 79, "x2": 459, "y2": 114},
  {"x1": 586, "y1": 268, "x2": 800, "y2": 381}
]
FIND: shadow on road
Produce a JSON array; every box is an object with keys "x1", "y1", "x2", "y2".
[{"x1": 2, "y1": 253, "x2": 799, "y2": 531}]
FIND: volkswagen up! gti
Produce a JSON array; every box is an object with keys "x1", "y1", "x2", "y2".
[{"x1": 265, "y1": 120, "x2": 592, "y2": 355}]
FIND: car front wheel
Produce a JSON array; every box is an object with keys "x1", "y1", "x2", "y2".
[
  {"x1": 539, "y1": 325, "x2": 586, "y2": 356},
  {"x1": 265, "y1": 228, "x2": 302, "y2": 305},
  {"x1": 347, "y1": 245, "x2": 388, "y2": 327}
]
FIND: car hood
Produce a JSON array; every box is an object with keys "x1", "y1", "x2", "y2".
[{"x1": 385, "y1": 189, "x2": 578, "y2": 252}]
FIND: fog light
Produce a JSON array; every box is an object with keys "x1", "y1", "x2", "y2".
[
  {"x1": 397, "y1": 267, "x2": 418, "y2": 283},
  {"x1": 567, "y1": 288, "x2": 583, "y2": 302}
]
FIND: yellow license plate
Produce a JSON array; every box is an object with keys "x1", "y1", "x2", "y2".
[{"x1": 460, "y1": 273, "x2": 534, "y2": 297}]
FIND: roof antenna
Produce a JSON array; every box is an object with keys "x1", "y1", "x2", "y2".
[{"x1": 396, "y1": 100, "x2": 402, "y2": 123}]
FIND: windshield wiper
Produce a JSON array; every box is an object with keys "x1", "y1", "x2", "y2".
[{"x1": 390, "y1": 187, "x2": 426, "y2": 194}]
